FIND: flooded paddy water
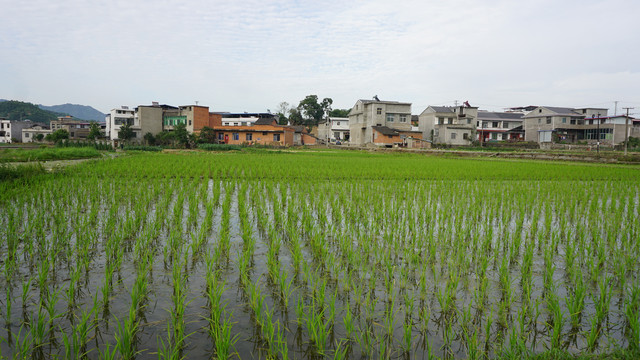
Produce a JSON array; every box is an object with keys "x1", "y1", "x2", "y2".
[{"x1": 0, "y1": 151, "x2": 639, "y2": 359}]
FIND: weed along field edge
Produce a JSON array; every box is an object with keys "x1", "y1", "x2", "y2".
[{"x1": 1, "y1": 150, "x2": 639, "y2": 359}]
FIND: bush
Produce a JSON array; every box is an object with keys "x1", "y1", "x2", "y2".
[
  {"x1": 123, "y1": 145, "x2": 163, "y2": 152},
  {"x1": 0, "y1": 162, "x2": 45, "y2": 181},
  {"x1": 197, "y1": 143, "x2": 243, "y2": 151},
  {"x1": 56, "y1": 140, "x2": 113, "y2": 151}
]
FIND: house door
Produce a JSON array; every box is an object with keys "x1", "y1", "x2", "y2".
[{"x1": 224, "y1": 134, "x2": 229, "y2": 144}]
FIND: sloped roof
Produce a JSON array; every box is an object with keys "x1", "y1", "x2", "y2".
[
  {"x1": 371, "y1": 126, "x2": 399, "y2": 136},
  {"x1": 544, "y1": 106, "x2": 581, "y2": 116},
  {"x1": 429, "y1": 106, "x2": 456, "y2": 113},
  {"x1": 254, "y1": 118, "x2": 277, "y2": 125},
  {"x1": 359, "y1": 99, "x2": 411, "y2": 105},
  {"x1": 477, "y1": 111, "x2": 524, "y2": 121}
]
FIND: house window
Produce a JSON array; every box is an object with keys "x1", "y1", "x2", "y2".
[
  {"x1": 546, "y1": 117, "x2": 551, "y2": 124},
  {"x1": 273, "y1": 134, "x2": 281, "y2": 142},
  {"x1": 377, "y1": 108, "x2": 382, "y2": 115},
  {"x1": 503, "y1": 122, "x2": 509, "y2": 128},
  {"x1": 451, "y1": 133, "x2": 456, "y2": 140},
  {"x1": 492, "y1": 121, "x2": 499, "y2": 128},
  {"x1": 336, "y1": 121, "x2": 340, "y2": 126},
  {"x1": 448, "y1": 118, "x2": 454, "y2": 124},
  {"x1": 491, "y1": 133, "x2": 497, "y2": 140},
  {"x1": 437, "y1": 117, "x2": 444, "y2": 125},
  {"x1": 538, "y1": 119, "x2": 541, "y2": 124},
  {"x1": 218, "y1": 133, "x2": 224, "y2": 140},
  {"x1": 400, "y1": 115, "x2": 407, "y2": 123},
  {"x1": 387, "y1": 114, "x2": 394, "y2": 122},
  {"x1": 25, "y1": 133, "x2": 29, "y2": 137},
  {"x1": 246, "y1": 133, "x2": 253, "y2": 141},
  {"x1": 189, "y1": 120, "x2": 192, "y2": 126},
  {"x1": 232, "y1": 133, "x2": 239, "y2": 140},
  {"x1": 562, "y1": 117, "x2": 567, "y2": 123},
  {"x1": 463, "y1": 133, "x2": 469, "y2": 140}
]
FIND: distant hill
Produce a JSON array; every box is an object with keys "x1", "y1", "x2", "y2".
[
  {"x1": 38, "y1": 103, "x2": 106, "y2": 122},
  {"x1": 0, "y1": 100, "x2": 64, "y2": 124}
]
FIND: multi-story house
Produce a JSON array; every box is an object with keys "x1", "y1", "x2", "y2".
[
  {"x1": 476, "y1": 111, "x2": 524, "y2": 142},
  {"x1": 318, "y1": 117, "x2": 350, "y2": 143},
  {"x1": 106, "y1": 107, "x2": 136, "y2": 140},
  {"x1": 348, "y1": 99, "x2": 412, "y2": 146},
  {"x1": 0, "y1": 118, "x2": 34, "y2": 143},
  {"x1": 418, "y1": 105, "x2": 478, "y2": 145},
  {"x1": 213, "y1": 113, "x2": 278, "y2": 127},
  {"x1": 523, "y1": 106, "x2": 609, "y2": 143},
  {"x1": 50, "y1": 116, "x2": 92, "y2": 139}
]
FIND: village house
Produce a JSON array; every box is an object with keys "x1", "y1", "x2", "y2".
[
  {"x1": 418, "y1": 104, "x2": 478, "y2": 145},
  {"x1": 213, "y1": 118, "x2": 295, "y2": 146},
  {"x1": 348, "y1": 98, "x2": 412, "y2": 146},
  {"x1": 0, "y1": 118, "x2": 34, "y2": 143},
  {"x1": 522, "y1": 106, "x2": 614, "y2": 143},
  {"x1": 318, "y1": 117, "x2": 350, "y2": 143},
  {"x1": 50, "y1": 116, "x2": 92, "y2": 140},
  {"x1": 22, "y1": 123, "x2": 51, "y2": 143},
  {"x1": 476, "y1": 111, "x2": 524, "y2": 142}
]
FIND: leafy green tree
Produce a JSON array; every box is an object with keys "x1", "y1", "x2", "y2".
[
  {"x1": 173, "y1": 123, "x2": 190, "y2": 148},
  {"x1": 35, "y1": 133, "x2": 44, "y2": 142},
  {"x1": 118, "y1": 123, "x2": 135, "y2": 143},
  {"x1": 143, "y1": 132, "x2": 156, "y2": 145},
  {"x1": 198, "y1": 126, "x2": 217, "y2": 143},
  {"x1": 288, "y1": 108, "x2": 304, "y2": 125},
  {"x1": 45, "y1": 129, "x2": 69, "y2": 143},
  {"x1": 329, "y1": 108, "x2": 350, "y2": 117},
  {"x1": 298, "y1": 95, "x2": 324, "y2": 125},
  {"x1": 87, "y1": 123, "x2": 103, "y2": 140}
]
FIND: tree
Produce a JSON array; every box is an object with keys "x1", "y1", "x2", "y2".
[
  {"x1": 144, "y1": 132, "x2": 156, "y2": 145},
  {"x1": 288, "y1": 108, "x2": 304, "y2": 125},
  {"x1": 118, "y1": 123, "x2": 135, "y2": 143},
  {"x1": 173, "y1": 123, "x2": 190, "y2": 148},
  {"x1": 35, "y1": 133, "x2": 44, "y2": 142},
  {"x1": 297, "y1": 95, "x2": 325, "y2": 125},
  {"x1": 329, "y1": 109, "x2": 350, "y2": 117},
  {"x1": 45, "y1": 129, "x2": 69, "y2": 143},
  {"x1": 198, "y1": 126, "x2": 217, "y2": 143},
  {"x1": 87, "y1": 123, "x2": 103, "y2": 140},
  {"x1": 276, "y1": 102, "x2": 291, "y2": 125}
]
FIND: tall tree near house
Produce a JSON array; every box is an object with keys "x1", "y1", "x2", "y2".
[
  {"x1": 276, "y1": 102, "x2": 291, "y2": 125},
  {"x1": 329, "y1": 109, "x2": 350, "y2": 117},
  {"x1": 45, "y1": 129, "x2": 69, "y2": 143},
  {"x1": 288, "y1": 108, "x2": 304, "y2": 125},
  {"x1": 198, "y1": 126, "x2": 216, "y2": 143},
  {"x1": 321, "y1": 97, "x2": 333, "y2": 118},
  {"x1": 173, "y1": 123, "x2": 191, "y2": 148},
  {"x1": 87, "y1": 122, "x2": 103, "y2": 140},
  {"x1": 143, "y1": 132, "x2": 156, "y2": 145},
  {"x1": 118, "y1": 123, "x2": 135, "y2": 143},
  {"x1": 297, "y1": 95, "x2": 325, "y2": 125}
]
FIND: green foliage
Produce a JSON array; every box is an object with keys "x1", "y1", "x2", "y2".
[
  {"x1": 118, "y1": 123, "x2": 135, "y2": 142},
  {"x1": 329, "y1": 108, "x2": 350, "y2": 117},
  {"x1": 625, "y1": 136, "x2": 640, "y2": 148},
  {"x1": 296, "y1": 95, "x2": 332, "y2": 125},
  {"x1": 0, "y1": 147, "x2": 101, "y2": 162},
  {"x1": 55, "y1": 139, "x2": 113, "y2": 150},
  {"x1": 143, "y1": 132, "x2": 156, "y2": 145},
  {"x1": 0, "y1": 162, "x2": 45, "y2": 181},
  {"x1": 197, "y1": 143, "x2": 242, "y2": 151},
  {"x1": 122, "y1": 145, "x2": 163, "y2": 152},
  {"x1": 44, "y1": 129, "x2": 70, "y2": 143},
  {"x1": 0, "y1": 100, "x2": 64, "y2": 124},
  {"x1": 197, "y1": 126, "x2": 217, "y2": 144},
  {"x1": 87, "y1": 123, "x2": 103, "y2": 140}
]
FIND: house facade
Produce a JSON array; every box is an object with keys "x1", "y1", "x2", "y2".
[
  {"x1": 371, "y1": 126, "x2": 426, "y2": 148},
  {"x1": 0, "y1": 119, "x2": 34, "y2": 143},
  {"x1": 106, "y1": 107, "x2": 136, "y2": 140},
  {"x1": 22, "y1": 123, "x2": 51, "y2": 143},
  {"x1": 348, "y1": 99, "x2": 412, "y2": 146},
  {"x1": 318, "y1": 117, "x2": 350, "y2": 143},
  {"x1": 50, "y1": 116, "x2": 92, "y2": 139},
  {"x1": 476, "y1": 111, "x2": 524, "y2": 142},
  {"x1": 523, "y1": 106, "x2": 609, "y2": 143},
  {"x1": 418, "y1": 105, "x2": 478, "y2": 145}
]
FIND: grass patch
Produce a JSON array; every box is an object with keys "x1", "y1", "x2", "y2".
[
  {"x1": 197, "y1": 143, "x2": 243, "y2": 151},
  {"x1": 0, "y1": 147, "x2": 102, "y2": 162},
  {"x1": 123, "y1": 145, "x2": 164, "y2": 152}
]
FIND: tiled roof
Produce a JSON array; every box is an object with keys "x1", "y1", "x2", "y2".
[{"x1": 371, "y1": 126, "x2": 399, "y2": 136}]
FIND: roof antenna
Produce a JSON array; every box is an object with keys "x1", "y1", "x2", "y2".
[
  {"x1": 195, "y1": 101, "x2": 199, "y2": 105},
  {"x1": 373, "y1": 95, "x2": 380, "y2": 101}
]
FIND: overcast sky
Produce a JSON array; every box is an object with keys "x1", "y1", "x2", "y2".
[{"x1": 1, "y1": 0, "x2": 639, "y2": 116}]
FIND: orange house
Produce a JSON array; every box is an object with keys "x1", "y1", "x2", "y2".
[
  {"x1": 215, "y1": 124, "x2": 295, "y2": 146},
  {"x1": 371, "y1": 126, "x2": 427, "y2": 148}
]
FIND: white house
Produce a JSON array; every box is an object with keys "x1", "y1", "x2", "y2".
[
  {"x1": 318, "y1": 117, "x2": 350, "y2": 143},
  {"x1": 106, "y1": 106, "x2": 137, "y2": 140}
]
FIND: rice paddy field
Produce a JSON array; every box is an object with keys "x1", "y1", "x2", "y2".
[{"x1": 1, "y1": 149, "x2": 639, "y2": 359}]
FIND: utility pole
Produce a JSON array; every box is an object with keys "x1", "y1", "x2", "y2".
[
  {"x1": 614, "y1": 101, "x2": 618, "y2": 116},
  {"x1": 596, "y1": 113, "x2": 600, "y2": 154},
  {"x1": 624, "y1": 107, "x2": 634, "y2": 155}
]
